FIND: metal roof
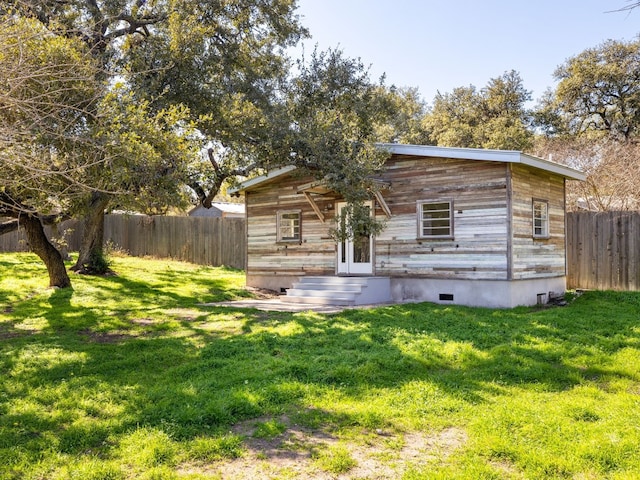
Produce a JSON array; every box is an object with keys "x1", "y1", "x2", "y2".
[
  {"x1": 229, "y1": 144, "x2": 585, "y2": 194},
  {"x1": 378, "y1": 143, "x2": 586, "y2": 181}
]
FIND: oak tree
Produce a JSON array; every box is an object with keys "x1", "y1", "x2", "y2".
[
  {"x1": 424, "y1": 70, "x2": 534, "y2": 151},
  {"x1": 533, "y1": 37, "x2": 640, "y2": 211},
  {"x1": 0, "y1": 14, "x2": 102, "y2": 287},
  {"x1": 283, "y1": 48, "x2": 402, "y2": 239},
  {"x1": 4, "y1": 0, "x2": 308, "y2": 275},
  {"x1": 544, "y1": 38, "x2": 640, "y2": 141}
]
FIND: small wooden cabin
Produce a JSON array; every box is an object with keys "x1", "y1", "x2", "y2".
[{"x1": 231, "y1": 144, "x2": 585, "y2": 308}]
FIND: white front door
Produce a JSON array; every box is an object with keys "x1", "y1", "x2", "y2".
[{"x1": 336, "y1": 202, "x2": 374, "y2": 275}]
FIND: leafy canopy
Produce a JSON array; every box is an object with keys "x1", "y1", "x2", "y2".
[
  {"x1": 545, "y1": 38, "x2": 640, "y2": 141},
  {"x1": 424, "y1": 70, "x2": 533, "y2": 150},
  {"x1": 285, "y1": 48, "x2": 399, "y2": 239},
  {"x1": 0, "y1": 13, "x2": 101, "y2": 216}
]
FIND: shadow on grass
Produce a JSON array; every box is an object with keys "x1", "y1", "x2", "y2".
[{"x1": 1, "y1": 288, "x2": 639, "y2": 464}]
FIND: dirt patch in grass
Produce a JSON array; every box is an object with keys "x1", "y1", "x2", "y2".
[
  {"x1": 165, "y1": 309, "x2": 209, "y2": 322},
  {"x1": 80, "y1": 329, "x2": 135, "y2": 344},
  {"x1": 130, "y1": 317, "x2": 156, "y2": 326},
  {"x1": 0, "y1": 321, "x2": 36, "y2": 339},
  {"x1": 0, "y1": 330, "x2": 26, "y2": 340},
  {"x1": 489, "y1": 459, "x2": 521, "y2": 477},
  {"x1": 179, "y1": 415, "x2": 467, "y2": 479}
]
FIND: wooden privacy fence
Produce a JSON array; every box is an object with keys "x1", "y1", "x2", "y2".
[
  {"x1": 104, "y1": 215, "x2": 246, "y2": 269},
  {"x1": 0, "y1": 215, "x2": 247, "y2": 270},
  {"x1": 4, "y1": 211, "x2": 640, "y2": 289},
  {"x1": 0, "y1": 219, "x2": 83, "y2": 254},
  {"x1": 566, "y1": 211, "x2": 640, "y2": 291}
]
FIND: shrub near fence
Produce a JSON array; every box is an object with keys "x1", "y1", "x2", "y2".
[
  {"x1": 566, "y1": 211, "x2": 640, "y2": 291},
  {"x1": 0, "y1": 215, "x2": 247, "y2": 270}
]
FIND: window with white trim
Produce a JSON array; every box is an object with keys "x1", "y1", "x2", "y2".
[
  {"x1": 532, "y1": 200, "x2": 549, "y2": 238},
  {"x1": 418, "y1": 200, "x2": 453, "y2": 238},
  {"x1": 277, "y1": 210, "x2": 301, "y2": 242}
]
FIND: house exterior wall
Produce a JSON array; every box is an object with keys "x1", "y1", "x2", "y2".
[
  {"x1": 245, "y1": 174, "x2": 339, "y2": 291},
  {"x1": 389, "y1": 276, "x2": 567, "y2": 308},
  {"x1": 510, "y1": 163, "x2": 567, "y2": 280},
  {"x1": 243, "y1": 154, "x2": 570, "y2": 305},
  {"x1": 375, "y1": 155, "x2": 510, "y2": 280}
]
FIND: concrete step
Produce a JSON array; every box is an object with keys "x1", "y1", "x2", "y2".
[
  {"x1": 283, "y1": 293, "x2": 357, "y2": 306},
  {"x1": 289, "y1": 283, "x2": 364, "y2": 292},
  {"x1": 286, "y1": 288, "x2": 361, "y2": 299},
  {"x1": 282, "y1": 276, "x2": 392, "y2": 306},
  {"x1": 295, "y1": 276, "x2": 372, "y2": 285}
]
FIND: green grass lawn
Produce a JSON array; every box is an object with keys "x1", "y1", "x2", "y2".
[{"x1": 1, "y1": 252, "x2": 640, "y2": 479}]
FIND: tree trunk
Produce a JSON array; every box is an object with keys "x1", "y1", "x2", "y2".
[
  {"x1": 71, "y1": 192, "x2": 110, "y2": 273},
  {"x1": 54, "y1": 222, "x2": 72, "y2": 261},
  {"x1": 21, "y1": 214, "x2": 72, "y2": 288}
]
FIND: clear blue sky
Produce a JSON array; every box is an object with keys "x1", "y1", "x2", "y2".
[{"x1": 294, "y1": 0, "x2": 640, "y2": 105}]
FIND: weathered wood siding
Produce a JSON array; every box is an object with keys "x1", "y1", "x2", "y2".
[
  {"x1": 510, "y1": 164, "x2": 566, "y2": 279},
  {"x1": 245, "y1": 174, "x2": 339, "y2": 278},
  {"x1": 375, "y1": 156, "x2": 509, "y2": 280},
  {"x1": 244, "y1": 155, "x2": 570, "y2": 285}
]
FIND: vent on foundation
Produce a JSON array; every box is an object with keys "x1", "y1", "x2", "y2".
[{"x1": 439, "y1": 293, "x2": 454, "y2": 301}]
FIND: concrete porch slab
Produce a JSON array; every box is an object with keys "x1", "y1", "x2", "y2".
[{"x1": 200, "y1": 298, "x2": 395, "y2": 314}]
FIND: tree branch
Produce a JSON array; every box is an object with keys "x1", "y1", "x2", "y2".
[
  {"x1": 188, "y1": 148, "x2": 260, "y2": 208},
  {"x1": 0, "y1": 213, "x2": 71, "y2": 236},
  {"x1": 103, "y1": 13, "x2": 168, "y2": 41},
  {"x1": 607, "y1": 1, "x2": 640, "y2": 12}
]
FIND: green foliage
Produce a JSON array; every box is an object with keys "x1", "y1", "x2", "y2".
[
  {"x1": 120, "y1": 0, "x2": 309, "y2": 206},
  {"x1": 287, "y1": 48, "x2": 396, "y2": 237},
  {"x1": 92, "y1": 86, "x2": 200, "y2": 215},
  {"x1": 119, "y1": 428, "x2": 179, "y2": 468},
  {"x1": 330, "y1": 201, "x2": 386, "y2": 242},
  {"x1": 84, "y1": 249, "x2": 111, "y2": 275},
  {"x1": 2, "y1": 1, "x2": 308, "y2": 280},
  {"x1": 424, "y1": 70, "x2": 534, "y2": 150},
  {"x1": 532, "y1": 38, "x2": 640, "y2": 210},
  {"x1": 548, "y1": 38, "x2": 640, "y2": 141},
  {"x1": 252, "y1": 419, "x2": 287, "y2": 439},
  {"x1": 188, "y1": 434, "x2": 245, "y2": 461},
  {"x1": 287, "y1": 48, "x2": 392, "y2": 190},
  {"x1": 0, "y1": 14, "x2": 102, "y2": 215},
  {"x1": 53, "y1": 460, "x2": 125, "y2": 480},
  {"x1": 374, "y1": 86, "x2": 431, "y2": 144}
]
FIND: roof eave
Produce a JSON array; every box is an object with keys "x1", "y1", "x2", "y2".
[
  {"x1": 228, "y1": 165, "x2": 297, "y2": 194},
  {"x1": 377, "y1": 143, "x2": 522, "y2": 163},
  {"x1": 378, "y1": 143, "x2": 586, "y2": 181},
  {"x1": 519, "y1": 153, "x2": 586, "y2": 181}
]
